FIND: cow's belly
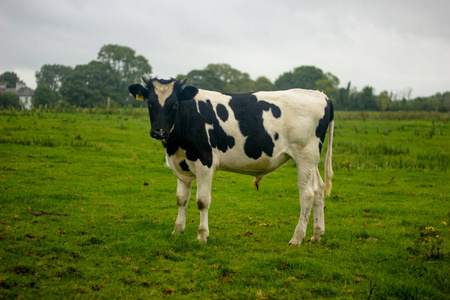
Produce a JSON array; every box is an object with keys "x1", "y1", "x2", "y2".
[{"x1": 217, "y1": 150, "x2": 291, "y2": 176}]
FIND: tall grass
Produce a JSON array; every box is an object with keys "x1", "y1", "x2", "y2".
[
  {"x1": 336, "y1": 110, "x2": 449, "y2": 121},
  {"x1": 0, "y1": 135, "x2": 58, "y2": 147},
  {"x1": 0, "y1": 105, "x2": 149, "y2": 118},
  {"x1": 333, "y1": 141, "x2": 448, "y2": 171},
  {"x1": 0, "y1": 135, "x2": 95, "y2": 149},
  {"x1": 336, "y1": 141, "x2": 410, "y2": 156}
]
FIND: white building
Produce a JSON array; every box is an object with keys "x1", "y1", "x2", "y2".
[{"x1": 0, "y1": 83, "x2": 34, "y2": 109}]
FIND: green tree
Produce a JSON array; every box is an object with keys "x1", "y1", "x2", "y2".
[
  {"x1": 432, "y1": 92, "x2": 450, "y2": 112},
  {"x1": 355, "y1": 86, "x2": 379, "y2": 111},
  {"x1": 203, "y1": 63, "x2": 255, "y2": 93},
  {"x1": 97, "y1": 44, "x2": 152, "y2": 96},
  {"x1": 60, "y1": 61, "x2": 121, "y2": 107},
  {"x1": 204, "y1": 64, "x2": 245, "y2": 84},
  {"x1": 315, "y1": 72, "x2": 340, "y2": 102},
  {"x1": 226, "y1": 75, "x2": 256, "y2": 93},
  {"x1": 377, "y1": 91, "x2": 392, "y2": 111},
  {"x1": 185, "y1": 69, "x2": 225, "y2": 91},
  {"x1": 184, "y1": 64, "x2": 256, "y2": 93},
  {"x1": 35, "y1": 64, "x2": 73, "y2": 100},
  {"x1": 0, "y1": 71, "x2": 23, "y2": 88},
  {"x1": 273, "y1": 71, "x2": 295, "y2": 90},
  {"x1": 97, "y1": 44, "x2": 152, "y2": 104},
  {"x1": 275, "y1": 66, "x2": 324, "y2": 90},
  {"x1": 0, "y1": 91, "x2": 21, "y2": 109},
  {"x1": 255, "y1": 76, "x2": 275, "y2": 91},
  {"x1": 32, "y1": 84, "x2": 57, "y2": 108},
  {"x1": 337, "y1": 82, "x2": 352, "y2": 110}
]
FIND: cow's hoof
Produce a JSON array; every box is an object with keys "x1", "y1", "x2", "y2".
[
  {"x1": 310, "y1": 236, "x2": 321, "y2": 243},
  {"x1": 197, "y1": 236, "x2": 208, "y2": 243},
  {"x1": 197, "y1": 228, "x2": 209, "y2": 242},
  {"x1": 288, "y1": 237, "x2": 302, "y2": 246},
  {"x1": 172, "y1": 224, "x2": 185, "y2": 235}
]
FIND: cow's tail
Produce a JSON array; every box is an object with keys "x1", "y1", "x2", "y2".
[{"x1": 324, "y1": 101, "x2": 334, "y2": 196}]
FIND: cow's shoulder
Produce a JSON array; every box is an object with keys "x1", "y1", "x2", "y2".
[
  {"x1": 166, "y1": 89, "x2": 235, "y2": 169},
  {"x1": 167, "y1": 99, "x2": 214, "y2": 168},
  {"x1": 192, "y1": 91, "x2": 235, "y2": 154}
]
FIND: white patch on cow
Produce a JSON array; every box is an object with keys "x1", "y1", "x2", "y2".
[
  {"x1": 153, "y1": 81, "x2": 175, "y2": 106},
  {"x1": 261, "y1": 109, "x2": 279, "y2": 141},
  {"x1": 204, "y1": 123, "x2": 214, "y2": 144}
]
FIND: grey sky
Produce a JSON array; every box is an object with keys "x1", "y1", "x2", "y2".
[{"x1": 1, "y1": 0, "x2": 449, "y2": 98}]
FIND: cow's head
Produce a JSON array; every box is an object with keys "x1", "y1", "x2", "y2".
[{"x1": 128, "y1": 77, "x2": 198, "y2": 142}]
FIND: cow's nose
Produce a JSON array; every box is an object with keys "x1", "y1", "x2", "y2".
[{"x1": 151, "y1": 129, "x2": 167, "y2": 140}]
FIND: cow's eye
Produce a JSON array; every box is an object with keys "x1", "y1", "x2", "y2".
[
  {"x1": 173, "y1": 102, "x2": 179, "y2": 110},
  {"x1": 147, "y1": 101, "x2": 153, "y2": 109}
]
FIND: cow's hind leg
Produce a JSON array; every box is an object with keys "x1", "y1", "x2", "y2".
[
  {"x1": 289, "y1": 144, "x2": 322, "y2": 246},
  {"x1": 311, "y1": 167, "x2": 325, "y2": 242},
  {"x1": 289, "y1": 165, "x2": 315, "y2": 246},
  {"x1": 172, "y1": 179, "x2": 192, "y2": 235}
]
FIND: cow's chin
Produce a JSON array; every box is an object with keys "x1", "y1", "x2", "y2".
[
  {"x1": 150, "y1": 132, "x2": 168, "y2": 142},
  {"x1": 153, "y1": 136, "x2": 169, "y2": 143},
  {"x1": 151, "y1": 135, "x2": 164, "y2": 141},
  {"x1": 152, "y1": 135, "x2": 169, "y2": 147}
]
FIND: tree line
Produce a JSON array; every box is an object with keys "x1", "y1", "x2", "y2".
[{"x1": 1, "y1": 44, "x2": 448, "y2": 112}]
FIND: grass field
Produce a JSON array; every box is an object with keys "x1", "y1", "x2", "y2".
[{"x1": 1, "y1": 109, "x2": 449, "y2": 299}]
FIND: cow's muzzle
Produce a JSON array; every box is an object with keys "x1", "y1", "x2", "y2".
[{"x1": 150, "y1": 129, "x2": 168, "y2": 141}]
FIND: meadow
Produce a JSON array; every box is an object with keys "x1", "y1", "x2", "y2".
[{"x1": 0, "y1": 109, "x2": 449, "y2": 299}]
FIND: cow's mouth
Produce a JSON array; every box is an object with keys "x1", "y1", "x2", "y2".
[{"x1": 150, "y1": 129, "x2": 168, "y2": 141}]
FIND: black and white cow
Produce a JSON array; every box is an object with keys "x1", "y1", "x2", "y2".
[{"x1": 129, "y1": 77, "x2": 334, "y2": 246}]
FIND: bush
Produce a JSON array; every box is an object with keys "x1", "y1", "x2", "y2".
[
  {"x1": 0, "y1": 91, "x2": 21, "y2": 109},
  {"x1": 32, "y1": 84, "x2": 56, "y2": 108}
]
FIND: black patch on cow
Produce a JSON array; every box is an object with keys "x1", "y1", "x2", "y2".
[
  {"x1": 259, "y1": 101, "x2": 282, "y2": 118},
  {"x1": 166, "y1": 98, "x2": 235, "y2": 168},
  {"x1": 229, "y1": 94, "x2": 281, "y2": 159},
  {"x1": 197, "y1": 200, "x2": 205, "y2": 210},
  {"x1": 166, "y1": 100, "x2": 213, "y2": 167},
  {"x1": 274, "y1": 132, "x2": 279, "y2": 140},
  {"x1": 179, "y1": 160, "x2": 190, "y2": 172},
  {"x1": 316, "y1": 99, "x2": 334, "y2": 153},
  {"x1": 198, "y1": 100, "x2": 235, "y2": 153},
  {"x1": 216, "y1": 104, "x2": 229, "y2": 122}
]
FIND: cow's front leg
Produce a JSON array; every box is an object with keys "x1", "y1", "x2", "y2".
[
  {"x1": 195, "y1": 168, "x2": 214, "y2": 242},
  {"x1": 172, "y1": 179, "x2": 192, "y2": 235}
]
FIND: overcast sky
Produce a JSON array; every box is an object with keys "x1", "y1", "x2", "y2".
[{"x1": 1, "y1": 0, "x2": 449, "y2": 98}]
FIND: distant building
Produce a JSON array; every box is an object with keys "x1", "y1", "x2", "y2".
[{"x1": 0, "y1": 83, "x2": 34, "y2": 109}]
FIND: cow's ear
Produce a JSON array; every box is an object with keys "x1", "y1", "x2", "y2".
[
  {"x1": 128, "y1": 84, "x2": 148, "y2": 101},
  {"x1": 179, "y1": 86, "x2": 198, "y2": 101}
]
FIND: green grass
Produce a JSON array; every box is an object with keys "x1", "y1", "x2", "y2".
[{"x1": 1, "y1": 110, "x2": 449, "y2": 299}]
